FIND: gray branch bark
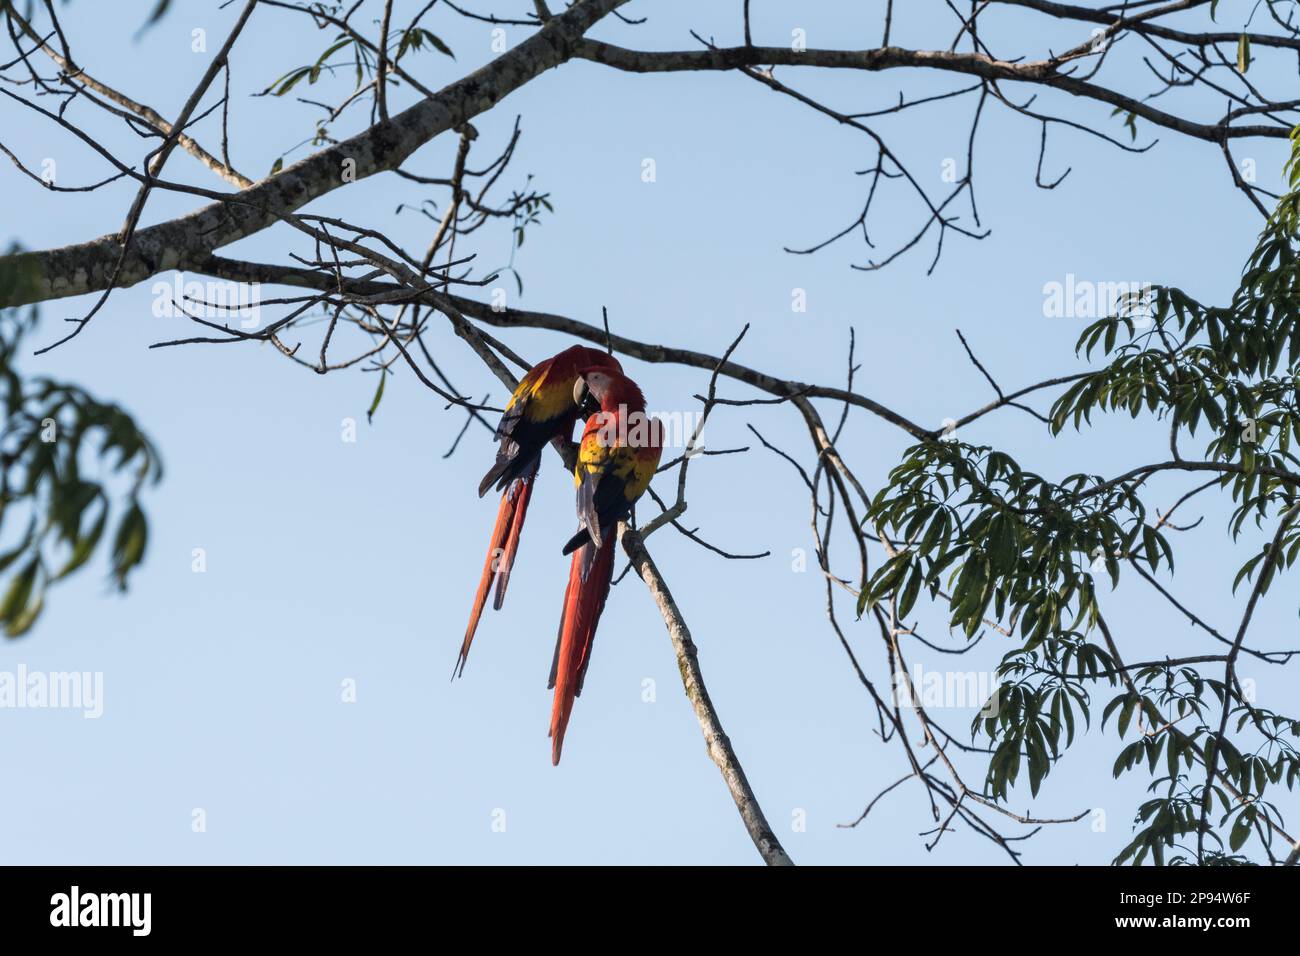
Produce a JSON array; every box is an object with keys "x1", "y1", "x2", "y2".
[
  {"x1": 620, "y1": 526, "x2": 795, "y2": 866},
  {"x1": 4, "y1": 7, "x2": 1289, "y2": 310},
  {"x1": 1, "y1": 0, "x2": 627, "y2": 307},
  {"x1": 572, "y1": 41, "x2": 1289, "y2": 144}
]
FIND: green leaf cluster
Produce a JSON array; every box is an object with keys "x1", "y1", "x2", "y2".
[{"x1": 0, "y1": 305, "x2": 161, "y2": 637}]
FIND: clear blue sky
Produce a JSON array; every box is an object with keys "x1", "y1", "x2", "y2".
[{"x1": 1, "y1": 0, "x2": 1294, "y2": 864}]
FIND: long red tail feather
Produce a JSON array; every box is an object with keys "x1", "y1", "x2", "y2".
[
  {"x1": 548, "y1": 534, "x2": 616, "y2": 765},
  {"x1": 492, "y1": 465, "x2": 535, "y2": 611},
  {"x1": 455, "y1": 475, "x2": 532, "y2": 678}
]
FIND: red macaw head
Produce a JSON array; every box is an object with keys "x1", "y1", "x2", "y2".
[
  {"x1": 552, "y1": 350, "x2": 620, "y2": 418},
  {"x1": 572, "y1": 365, "x2": 644, "y2": 414}
]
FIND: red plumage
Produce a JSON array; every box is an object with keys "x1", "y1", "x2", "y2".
[
  {"x1": 547, "y1": 533, "x2": 616, "y2": 765},
  {"x1": 455, "y1": 346, "x2": 621, "y2": 679},
  {"x1": 548, "y1": 367, "x2": 663, "y2": 764}
]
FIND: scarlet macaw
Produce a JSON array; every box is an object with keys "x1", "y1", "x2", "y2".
[
  {"x1": 548, "y1": 366, "x2": 664, "y2": 764},
  {"x1": 456, "y1": 345, "x2": 623, "y2": 678}
]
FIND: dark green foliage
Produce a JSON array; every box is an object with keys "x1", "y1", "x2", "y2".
[
  {"x1": 860, "y1": 131, "x2": 1300, "y2": 865},
  {"x1": 0, "y1": 303, "x2": 160, "y2": 636}
]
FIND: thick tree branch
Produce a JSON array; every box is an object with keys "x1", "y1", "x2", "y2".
[
  {"x1": 194, "y1": 255, "x2": 941, "y2": 438},
  {"x1": 0, "y1": 0, "x2": 628, "y2": 308},
  {"x1": 620, "y1": 526, "x2": 794, "y2": 866},
  {"x1": 573, "y1": 41, "x2": 1291, "y2": 144}
]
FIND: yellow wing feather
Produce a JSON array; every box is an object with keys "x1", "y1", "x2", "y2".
[
  {"x1": 506, "y1": 363, "x2": 576, "y2": 424},
  {"x1": 574, "y1": 416, "x2": 661, "y2": 502}
]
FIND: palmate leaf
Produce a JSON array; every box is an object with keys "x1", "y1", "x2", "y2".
[{"x1": 865, "y1": 135, "x2": 1300, "y2": 863}]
